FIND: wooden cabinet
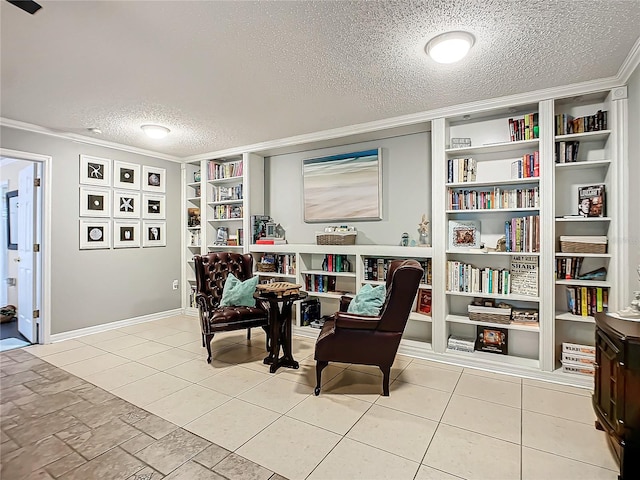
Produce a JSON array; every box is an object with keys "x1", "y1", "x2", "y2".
[{"x1": 593, "y1": 312, "x2": 640, "y2": 480}]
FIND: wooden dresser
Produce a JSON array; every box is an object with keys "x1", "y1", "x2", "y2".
[{"x1": 593, "y1": 312, "x2": 640, "y2": 480}]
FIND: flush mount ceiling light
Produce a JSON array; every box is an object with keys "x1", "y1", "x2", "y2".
[
  {"x1": 141, "y1": 124, "x2": 170, "y2": 139},
  {"x1": 425, "y1": 31, "x2": 475, "y2": 64}
]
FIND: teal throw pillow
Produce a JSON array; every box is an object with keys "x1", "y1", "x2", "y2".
[
  {"x1": 219, "y1": 273, "x2": 258, "y2": 307},
  {"x1": 347, "y1": 283, "x2": 386, "y2": 316}
]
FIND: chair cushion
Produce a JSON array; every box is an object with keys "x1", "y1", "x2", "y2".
[
  {"x1": 219, "y1": 273, "x2": 258, "y2": 307},
  {"x1": 208, "y1": 305, "x2": 267, "y2": 327},
  {"x1": 347, "y1": 283, "x2": 386, "y2": 316}
]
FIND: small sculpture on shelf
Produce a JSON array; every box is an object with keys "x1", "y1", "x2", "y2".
[
  {"x1": 618, "y1": 265, "x2": 640, "y2": 319},
  {"x1": 418, "y1": 214, "x2": 430, "y2": 246},
  {"x1": 401, "y1": 232, "x2": 409, "y2": 247}
]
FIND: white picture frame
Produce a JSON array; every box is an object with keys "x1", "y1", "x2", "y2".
[
  {"x1": 79, "y1": 187, "x2": 111, "y2": 218},
  {"x1": 448, "y1": 219, "x2": 481, "y2": 250},
  {"x1": 142, "y1": 165, "x2": 166, "y2": 193},
  {"x1": 79, "y1": 219, "x2": 111, "y2": 250},
  {"x1": 113, "y1": 220, "x2": 141, "y2": 248},
  {"x1": 142, "y1": 194, "x2": 166, "y2": 219},
  {"x1": 79, "y1": 155, "x2": 111, "y2": 187},
  {"x1": 142, "y1": 221, "x2": 166, "y2": 247},
  {"x1": 113, "y1": 191, "x2": 141, "y2": 218},
  {"x1": 113, "y1": 161, "x2": 141, "y2": 190}
]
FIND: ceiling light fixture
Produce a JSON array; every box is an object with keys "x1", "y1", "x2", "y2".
[
  {"x1": 425, "y1": 31, "x2": 475, "y2": 64},
  {"x1": 141, "y1": 124, "x2": 170, "y2": 139}
]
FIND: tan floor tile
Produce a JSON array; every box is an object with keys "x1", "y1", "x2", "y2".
[
  {"x1": 24, "y1": 340, "x2": 86, "y2": 358},
  {"x1": 287, "y1": 391, "x2": 372, "y2": 435},
  {"x1": 463, "y1": 367, "x2": 523, "y2": 384},
  {"x1": 208, "y1": 344, "x2": 267, "y2": 365},
  {"x1": 164, "y1": 358, "x2": 231, "y2": 383},
  {"x1": 137, "y1": 348, "x2": 199, "y2": 371},
  {"x1": 145, "y1": 384, "x2": 231, "y2": 426},
  {"x1": 522, "y1": 410, "x2": 618, "y2": 471},
  {"x1": 347, "y1": 355, "x2": 412, "y2": 380},
  {"x1": 76, "y1": 329, "x2": 127, "y2": 345},
  {"x1": 83, "y1": 362, "x2": 158, "y2": 391},
  {"x1": 409, "y1": 358, "x2": 464, "y2": 373},
  {"x1": 42, "y1": 346, "x2": 111, "y2": 367},
  {"x1": 423, "y1": 424, "x2": 520, "y2": 480},
  {"x1": 115, "y1": 322, "x2": 159, "y2": 334},
  {"x1": 111, "y1": 372, "x2": 191, "y2": 407},
  {"x1": 347, "y1": 404, "x2": 437, "y2": 462},
  {"x1": 183, "y1": 398, "x2": 280, "y2": 451},
  {"x1": 415, "y1": 465, "x2": 464, "y2": 480},
  {"x1": 112, "y1": 341, "x2": 174, "y2": 361},
  {"x1": 238, "y1": 376, "x2": 312, "y2": 414},
  {"x1": 237, "y1": 416, "x2": 341, "y2": 480},
  {"x1": 154, "y1": 331, "x2": 202, "y2": 347},
  {"x1": 132, "y1": 326, "x2": 184, "y2": 341},
  {"x1": 307, "y1": 437, "x2": 420, "y2": 480},
  {"x1": 320, "y1": 369, "x2": 384, "y2": 402},
  {"x1": 523, "y1": 377, "x2": 592, "y2": 397},
  {"x1": 197, "y1": 365, "x2": 271, "y2": 397},
  {"x1": 522, "y1": 446, "x2": 617, "y2": 479},
  {"x1": 441, "y1": 394, "x2": 521, "y2": 443},
  {"x1": 523, "y1": 384, "x2": 595, "y2": 425},
  {"x1": 395, "y1": 363, "x2": 461, "y2": 393},
  {"x1": 274, "y1": 356, "x2": 346, "y2": 387},
  {"x1": 376, "y1": 381, "x2": 451, "y2": 422},
  {"x1": 95, "y1": 335, "x2": 149, "y2": 353},
  {"x1": 60, "y1": 353, "x2": 130, "y2": 378},
  {"x1": 454, "y1": 372, "x2": 521, "y2": 408}
]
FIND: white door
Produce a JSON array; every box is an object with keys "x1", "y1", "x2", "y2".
[{"x1": 17, "y1": 163, "x2": 37, "y2": 343}]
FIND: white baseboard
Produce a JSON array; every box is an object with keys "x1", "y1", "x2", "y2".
[{"x1": 49, "y1": 308, "x2": 183, "y2": 343}]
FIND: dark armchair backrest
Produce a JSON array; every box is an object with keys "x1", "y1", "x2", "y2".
[
  {"x1": 377, "y1": 259, "x2": 424, "y2": 333},
  {"x1": 194, "y1": 252, "x2": 255, "y2": 307}
]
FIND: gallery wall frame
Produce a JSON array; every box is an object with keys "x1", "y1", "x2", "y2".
[
  {"x1": 79, "y1": 187, "x2": 111, "y2": 218},
  {"x1": 79, "y1": 219, "x2": 111, "y2": 249},
  {"x1": 113, "y1": 161, "x2": 141, "y2": 190},
  {"x1": 142, "y1": 221, "x2": 166, "y2": 247},
  {"x1": 142, "y1": 165, "x2": 166, "y2": 193},
  {"x1": 302, "y1": 148, "x2": 382, "y2": 222},
  {"x1": 142, "y1": 193, "x2": 166, "y2": 219},
  {"x1": 113, "y1": 220, "x2": 140, "y2": 248},
  {"x1": 113, "y1": 191, "x2": 140, "y2": 219},
  {"x1": 80, "y1": 155, "x2": 112, "y2": 187}
]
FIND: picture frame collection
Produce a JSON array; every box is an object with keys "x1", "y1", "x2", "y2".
[{"x1": 79, "y1": 155, "x2": 166, "y2": 249}]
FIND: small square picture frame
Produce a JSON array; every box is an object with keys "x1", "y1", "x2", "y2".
[
  {"x1": 113, "y1": 191, "x2": 141, "y2": 219},
  {"x1": 142, "y1": 193, "x2": 166, "y2": 219},
  {"x1": 113, "y1": 161, "x2": 141, "y2": 190},
  {"x1": 448, "y1": 219, "x2": 481, "y2": 250},
  {"x1": 113, "y1": 220, "x2": 140, "y2": 248},
  {"x1": 80, "y1": 155, "x2": 111, "y2": 187},
  {"x1": 79, "y1": 219, "x2": 111, "y2": 250},
  {"x1": 142, "y1": 221, "x2": 166, "y2": 247},
  {"x1": 142, "y1": 166, "x2": 166, "y2": 193},
  {"x1": 80, "y1": 187, "x2": 111, "y2": 218}
]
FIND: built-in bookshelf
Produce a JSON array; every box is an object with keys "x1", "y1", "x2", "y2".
[{"x1": 183, "y1": 160, "x2": 202, "y2": 313}]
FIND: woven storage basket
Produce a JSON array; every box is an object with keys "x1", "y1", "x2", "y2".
[
  {"x1": 560, "y1": 236, "x2": 607, "y2": 254},
  {"x1": 257, "y1": 263, "x2": 276, "y2": 273},
  {"x1": 315, "y1": 232, "x2": 357, "y2": 245},
  {"x1": 467, "y1": 306, "x2": 512, "y2": 324}
]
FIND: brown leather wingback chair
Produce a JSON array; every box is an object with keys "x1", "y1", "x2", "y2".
[
  {"x1": 194, "y1": 252, "x2": 269, "y2": 363},
  {"x1": 314, "y1": 259, "x2": 423, "y2": 396}
]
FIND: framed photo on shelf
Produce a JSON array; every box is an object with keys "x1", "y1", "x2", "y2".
[
  {"x1": 79, "y1": 155, "x2": 111, "y2": 187},
  {"x1": 142, "y1": 194, "x2": 166, "y2": 219},
  {"x1": 476, "y1": 326, "x2": 508, "y2": 355},
  {"x1": 448, "y1": 219, "x2": 480, "y2": 249},
  {"x1": 113, "y1": 191, "x2": 140, "y2": 218},
  {"x1": 142, "y1": 221, "x2": 166, "y2": 247},
  {"x1": 578, "y1": 184, "x2": 605, "y2": 217},
  {"x1": 302, "y1": 148, "x2": 382, "y2": 222},
  {"x1": 79, "y1": 187, "x2": 111, "y2": 218},
  {"x1": 79, "y1": 219, "x2": 111, "y2": 250},
  {"x1": 142, "y1": 166, "x2": 166, "y2": 193},
  {"x1": 113, "y1": 220, "x2": 140, "y2": 248},
  {"x1": 416, "y1": 288, "x2": 432, "y2": 315},
  {"x1": 113, "y1": 161, "x2": 141, "y2": 190}
]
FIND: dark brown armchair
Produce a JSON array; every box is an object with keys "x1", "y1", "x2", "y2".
[
  {"x1": 194, "y1": 252, "x2": 269, "y2": 363},
  {"x1": 314, "y1": 259, "x2": 423, "y2": 396}
]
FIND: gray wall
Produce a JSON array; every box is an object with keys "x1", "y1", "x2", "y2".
[
  {"x1": 628, "y1": 65, "x2": 640, "y2": 300},
  {"x1": 1, "y1": 127, "x2": 182, "y2": 335},
  {"x1": 265, "y1": 132, "x2": 431, "y2": 246}
]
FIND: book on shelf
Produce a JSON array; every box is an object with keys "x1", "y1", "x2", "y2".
[
  {"x1": 578, "y1": 184, "x2": 605, "y2": 217},
  {"x1": 510, "y1": 255, "x2": 538, "y2": 296},
  {"x1": 556, "y1": 256, "x2": 584, "y2": 280},
  {"x1": 299, "y1": 299, "x2": 320, "y2": 327},
  {"x1": 561, "y1": 351, "x2": 595, "y2": 365},
  {"x1": 447, "y1": 335, "x2": 475, "y2": 353},
  {"x1": 508, "y1": 113, "x2": 538, "y2": 142},
  {"x1": 562, "y1": 342, "x2": 596, "y2": 356},
  {"x1": 416, "y1": 289, "x2": 432, "y2": 315},
  {"x1": 476, "y1": 326, "x2": 508, "y2": 355},
  {"x1": 447, "y1": 158, "x2": 476, "y2": 183},
  {"x1": 448, "y1": 186, "x2": 539, "y2": 210},
  {"x1": 511, "y1": 151, "x2": 539, "y2": 179},
  {"x1": 555, "y1": 111, "x2": 607, "y2": 136},
  {"x1": 447, "y1": 261, "x2": 511, "y2": 295},
  {"x1": 555, "y1": 141, "x2": 579, "y2": 163},
  {"x1": 256, "y1": 238, "x2": 287, "y2": 245},
  {"x1": 564, "y1": 286, "x2": 608, "y2": 316}
]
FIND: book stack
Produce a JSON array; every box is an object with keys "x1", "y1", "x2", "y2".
[
  {"x1": 555, "y1": 111, "x2": 607, "y2": 136},
  {"x1": 511, "y1": 151, "x2": 540, "y2": 178},
  {"x1": 565, "y1": 286, "x2": 608, "y2": 317},
  {"x1": 447, "y1": 158, "x2": 476, "y2": 183},
  {"x1": 447, "y1": 335, "x2": 475, "y2": 353},
  {"x1": 508, "y1": 113, "x2": 539, "y2": 141},
  {"x1": 555, "y1": 141, "x2": 579, "y2": 163},
  {"x1": 561, "y1": 342, "x2": 596, "y2": 376}
]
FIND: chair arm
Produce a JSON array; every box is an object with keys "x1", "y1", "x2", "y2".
[
  {"x1": 195, "y1": 293, "x2": 216, "y2": 312},
  {"x1": 334, "y1": 311, "x2": 380, "y2": 330}
]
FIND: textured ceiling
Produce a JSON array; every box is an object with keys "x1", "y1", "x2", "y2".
[{"x1": 1, "y1": 0, "x2": 639, "y2": 158}]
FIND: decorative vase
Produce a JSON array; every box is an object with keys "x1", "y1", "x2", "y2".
[
  {"x1": 419, "y1": 232, "x2": 429, "y2": 246},
  {"x1": 194, "y1": 170, "x2": 201, "y2": 182}
]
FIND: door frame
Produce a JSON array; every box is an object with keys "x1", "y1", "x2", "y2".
[{"x1": 1, "y1": 148, "x2": 51, "y2": 344}]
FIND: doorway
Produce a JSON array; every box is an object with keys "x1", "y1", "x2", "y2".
[{"x1": 0, "y1": 149, "x2": 51, "y2": 350}]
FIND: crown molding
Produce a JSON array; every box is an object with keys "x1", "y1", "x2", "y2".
[
  {"x1": 0, "y1": 118, "x2": 182, "y2": 163},
  {"x1": 617, "y1": 36, "x2": 640, "y2": 84}
]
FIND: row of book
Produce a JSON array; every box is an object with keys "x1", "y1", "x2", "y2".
[
  {"x1": 259, "y1": 254, "x2": 296, "y2": 275},
  {"x1": 555, "y1": 141, "x2": 580, "y2": 163},
  {"x1": 555, "y1": 110, "x2": 607, "y2": 136},
  {"x1": 561, "y1": 342, "x2": 595, "y2": 377},
  {"x1": 212, "y1": 204, "x2": 242, "y2": 220},
  {"x1": 208, "y1": 159, "x2": 243, "y2": 180},
  {"x1": 448, "y1": 325, "x2": 510, "y2": 355},
  {"x1": 322, "y1": 254, "x2": 351, "y2": 273},
  {"x1": 304, "y1": 274, "x2": 338, "y2": 294},
  {"x1": 447, "y1": 261, "x2": 511, "y2": 295},
  {"x1": 565, "y1": 286, "x2": 608, "y2": 317},
  {"x1": 364, "y1": 258, "x2": 432, "y2": 285},
  {"x1": 555, "y1": 257, "x2": 585, "y2": 280},
  {"x1": 212, "y1": 185, "x2": 243, "y2": 202},
  {"x1": 447, "y1": 158, "x2": 477, "y2": 183},
  {"x1": 508, "y1": 113, "x2": 539, "y2": 142},
  {"x1": 511, "y1": 152, "x2": 540, "y2": 179},
  {"x1": 447, "y1": 186, "x2": 539, "y2": 210},
  {"x1": 504, "y1": 215, "x2": 540, "y2": 253}
]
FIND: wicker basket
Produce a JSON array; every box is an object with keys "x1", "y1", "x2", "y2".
[
  {"x1": 257, "y1": 263, "x2": 276, "y2": 273},
  {"x1": 467, "y1": 305, "x2": 512, "y2": 324},
  {"x1": 315, "y1": 232, "x2": 357, "y2": 245},
  {"x1": 560, "y1": 236, "x2": 607, "y2": 254}
]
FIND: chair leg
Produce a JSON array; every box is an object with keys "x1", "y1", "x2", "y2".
[
  {"x1": 380, "y1": 365, "x2": 391, "y2": 396},
  {"x1": 204, "y1": 334, "x2": 215, "y2": 363},
  {"x1": 262, "y1": 325, "x2": 271, "y2": 351},
  {"x1": 247, "y1": 328, "x2": 251, "y2": 340},
  {"x1": 315, "y1": 361, "x2": 328, "y2": 396},
  {"x1": 201, "y1": 334, "x2": 205, "y2": 347}
]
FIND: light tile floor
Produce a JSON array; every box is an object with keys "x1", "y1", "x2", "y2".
[{"x1": 1, "y1": 314, "x2": 619, "y2": 480}]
